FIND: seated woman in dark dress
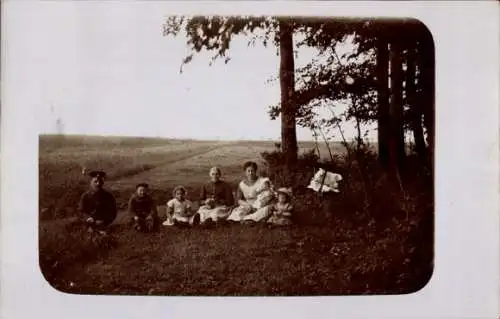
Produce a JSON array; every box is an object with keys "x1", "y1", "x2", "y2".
[{"x1": 194, "y1": 166, "x2": 235, "y2": 225}]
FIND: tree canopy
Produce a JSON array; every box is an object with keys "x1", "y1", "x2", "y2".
[{"x1": 163, "y1": 16, "x2": 434, "y2": 176}]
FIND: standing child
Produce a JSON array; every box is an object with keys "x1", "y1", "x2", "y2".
[
  {"x1": 163, "y1": 186, "x2": 195, "y2": 227},
  {"x1": 267, "y1": 187, "x2": 293, "y2": 226},
  {"x1": 128, "y1": 183, "x2": 158, "y2": 232}
]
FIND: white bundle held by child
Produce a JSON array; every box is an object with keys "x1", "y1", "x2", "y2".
[
  {"x1": 252, "y1": 177, "x2": 275, "y2": 209},
  {"x1": 307, "y1": 168, "x2": 343, "y2": 193}
]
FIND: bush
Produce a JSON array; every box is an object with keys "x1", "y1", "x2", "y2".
[
  {"x1": 260, "y1": 145, "x2": 434, "y2": 293},
  {"x1": 39, "y1": 220, "x2": 119, "y2": 288}
]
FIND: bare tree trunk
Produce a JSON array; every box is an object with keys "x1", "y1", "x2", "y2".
[
  {"x1": 279, "y1": 19, "x2": 298, "y2": 168},
  {"x1": 406, "y1": 46, "x2": 428, "y2": 162},
  {"x1": 418, "y1": 29, "x2": 435, "y2": 173},
  {"x1": 317, "y1": 125, "x2": 334, "y2": 163},
  {"x1": 311, "y1": 128, "x2": 321, "y2": 159},
  {"x1": 356, "y1": 118, "x2": 362, "y2": 151},
  {"x1": 335, "y1": 113, "x2": 370, "y2": 209},
  {"x1": 350, "y1": 95, "x2": 363, "y2": 151},
  {"x1": 376, "y1": 36, "x2": 390, "y2": 169},
  {"x1": 389, "y1": 39, "x2": 406, "y2": 190}
]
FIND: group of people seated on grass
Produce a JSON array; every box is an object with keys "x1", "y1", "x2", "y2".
[{"x1": 78, "y1": 161, "x2": 293, "y2": 234}]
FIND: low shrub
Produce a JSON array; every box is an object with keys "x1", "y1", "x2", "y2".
[
  {"x1": 260, "y1": 145, "x2": 434, "y2": 293},
  {"x1": 39, "y1": 220, "x2": 119, "y2": 288}
]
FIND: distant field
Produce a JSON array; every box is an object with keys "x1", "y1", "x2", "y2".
[
  {"x1": 39, "y1": 134, "x2": 431, "y2": 296},
  {"x1": 39, "y1": 134, "x2": 345, "y2": 219}
]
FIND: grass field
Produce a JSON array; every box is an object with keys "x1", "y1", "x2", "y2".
[
  {"x1": 39, "y1": 135, "x2": 344, "y2": 218},
  {"x1": 39, "y1": 134, "x2": 432, "y2": 296}
]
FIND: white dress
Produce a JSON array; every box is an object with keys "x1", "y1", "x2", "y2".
[
  {"x1": 163, "y1": 198, "x2": 195, "y2": 225},
  {"x1": 227, "y1": 177, "x2": 273, "y2": 222},
  {"x1": 197, "y1": 205, "x2": 231, "y2": 223}
]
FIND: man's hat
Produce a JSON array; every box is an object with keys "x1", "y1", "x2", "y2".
[
  {"x1": 88, "y1": 170, "x2": 106, "y2": 178},
  {"x1": 136, "y1": 183, "x2": 149, "y2": 189}
]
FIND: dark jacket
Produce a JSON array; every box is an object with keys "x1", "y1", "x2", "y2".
[
  {"x1": 127, "y1": 194, "x2": 157, "y2": 218},
  {"x1": 78, "y1": 188, "x2": 117, "y2": 226},
  {"x1": 200, "y1": 180, "x2": 235, "y2": 206}
]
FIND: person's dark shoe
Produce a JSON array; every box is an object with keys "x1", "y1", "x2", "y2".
[
  {"x1": 192, "y1": 214, "x2": 201, "y2": 226},
  {"x1": 145, "y1": 218, "x2": 154, "y2": 232},
  {"x1": 134, "y1": 223, "x2": 143, "y2": 232}
]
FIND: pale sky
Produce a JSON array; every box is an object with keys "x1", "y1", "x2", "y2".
[{"x1": 28, "y1": 3, "x2": 374, "y2": 141}]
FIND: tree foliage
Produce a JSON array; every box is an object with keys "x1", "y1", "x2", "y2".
[
  {"x1": 163, "y1": 16, "x2": 434, "y2": 175},
  {"x1": 163, "y1": 16, "x2": 279, "y2": 71}
]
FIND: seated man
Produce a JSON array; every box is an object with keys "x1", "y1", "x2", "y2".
[
  {"x1": 128, "y1": 183, "x2": 158, "y2": 232},
  {"x1": 78, "y1": 170, "x2": 117, "y2": 234}
]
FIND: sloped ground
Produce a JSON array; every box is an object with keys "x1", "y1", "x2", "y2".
[
  {"x1": 39, "y1": 136, "x2": 432, "y2": 296},
  {"x1": 46, "y1": 220, "x2": 428, "y2": 296}
]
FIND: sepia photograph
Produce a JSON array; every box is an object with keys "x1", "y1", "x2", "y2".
[
  {"x1": 37, "y1": 15, "x2": 435, "y2": 296},
  {"x1": 2, "y1": 1, "x2": 499, "y2": 318}
]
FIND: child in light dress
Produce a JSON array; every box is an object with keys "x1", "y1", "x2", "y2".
[
  {"x1": 267, "y1": 187, "x2": 293, "y2": 226},
  {"x1": 163, "y1": 186, "x2": 196, "y2": 227}
]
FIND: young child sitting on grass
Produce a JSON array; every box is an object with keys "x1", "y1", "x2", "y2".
[
  {"x1": 127, "y1": 183, "x2": 158, "y2": 233},
  {"x1": 163, "y1": 186, "x2": 196, "y2": 227},
  {"x1": 267, "y1": 187, "x2": 293, "y2": 226}
]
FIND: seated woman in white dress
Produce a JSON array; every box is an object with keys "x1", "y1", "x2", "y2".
[{"x1": 227, "y1": 161, "x2": 275, "y2": 224}]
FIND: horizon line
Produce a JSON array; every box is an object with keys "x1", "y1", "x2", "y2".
[{"x1": 39, "y1": 133, "x2": 378, "y2": 143}]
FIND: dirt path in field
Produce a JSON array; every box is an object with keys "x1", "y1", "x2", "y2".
[
  {"x1": 110, "y1": 143, "x2": 272, "y2": 189},
  {"x1": 40, "y1": 142, "x2": 258, "y2": 229}
]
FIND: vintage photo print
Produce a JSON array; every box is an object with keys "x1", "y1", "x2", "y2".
[
  {"x1": 2, "y1": 1, "x2": 499, "y2": 319},
  {"x1": 38, "y1": 16, "x2": 435, "y2": 297}
]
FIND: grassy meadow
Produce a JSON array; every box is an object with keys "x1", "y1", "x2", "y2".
[
  {"x1": 39, "y1": 134, "x2": 432, "y2": 296},
  {"x1": 39, "y1": 135, "x2": 343, "y2": 219}
]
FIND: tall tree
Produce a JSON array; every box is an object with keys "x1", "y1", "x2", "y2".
[
  {"x1": 164, "y1": 17, "x2": 434, "y2": 176},
  {"x1": 405, "y1": 45, "x2": 428, "y2": 161},
  {"x1": 417, "y1": 27, "x2": 435, "y2": 170},
  {"x1": 278, "y1": 19, "x2": 298, "y2": 165},
  {"x1": 389, "y1": 38, "x2": 406, "y2": 176},
  {"x1": 163, "y1": 16, "x2": 299, "y2": 165},
  {"x1": 376, "y1": 35, "x2": 390, "y2": 168}
]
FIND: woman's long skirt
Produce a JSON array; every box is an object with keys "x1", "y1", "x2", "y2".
[
  {"x1": 196, "y1": 205, "x2": 232, "y2": 223},
  {"x1": 227, "y1": 204, "x2": 272, "y2": 222}
]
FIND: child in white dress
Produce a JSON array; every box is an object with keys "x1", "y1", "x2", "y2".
[
  {"x1": 267, "y1": 187, "x2": 293, "y2": 226},
  {"x1": 163, "y1": 186, "x2": 195, "y2": 227}
]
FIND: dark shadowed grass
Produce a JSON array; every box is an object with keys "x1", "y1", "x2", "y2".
[
  {"x1": 50, "y1": 217, "x2": 429, "y2": 296},
  {"x1": 39, "y1": 220, "x2": 120, "y2": 286}
]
